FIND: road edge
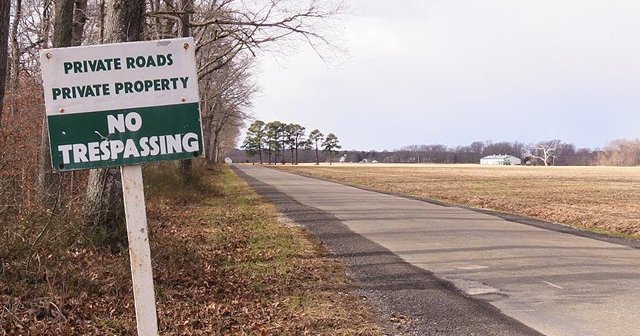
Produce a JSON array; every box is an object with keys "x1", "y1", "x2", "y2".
[{"x1": 232, "y1": 165, "x2": 544, "y2": 336}]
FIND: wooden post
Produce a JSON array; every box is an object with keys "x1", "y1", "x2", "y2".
[{"x1": 121, "y1": 165, "x2": 158, "y2": 336}]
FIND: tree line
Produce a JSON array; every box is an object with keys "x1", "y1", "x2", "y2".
[
  {"x1": 385, "y1": 140, "x2": 595, "y2": 166},
  {"x1": 388, "y1": 139, "x2": 640, "y2": 166},
  {"x1": 241, "y1": 120, "x2": 341, "y2": 165},
  {"x1": 595, "y1": 139, "x2": 640, "y2": 166},
  {"x1": 234, "y1": 137, "x2": 640, "y2": 166}
]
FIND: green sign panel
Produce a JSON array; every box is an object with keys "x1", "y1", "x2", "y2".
[{"x1": 40, "y1": 38, "x2": 203, "y2": 171}]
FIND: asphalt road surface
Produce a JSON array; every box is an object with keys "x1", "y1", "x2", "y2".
[{"x1": 234, "y1": 165, "x2": 640, "y2": 336}]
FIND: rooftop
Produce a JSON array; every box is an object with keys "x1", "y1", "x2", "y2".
[{"x1": 482, "y1": 154, "x2": 520, "y2": 159}]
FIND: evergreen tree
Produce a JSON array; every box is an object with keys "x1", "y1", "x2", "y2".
[
  {"x1": 308, "y1": 129, "x2": 324, "y2": 165},
  {"x1": 265, "y1": 121, "x2": 283, "y2": 164},
  {"x1": 242, "y1": 120, "x2": 266, "y2": 163},
  {"x1": 322, "y1": 133, "x2": 341, "y2": 165}
]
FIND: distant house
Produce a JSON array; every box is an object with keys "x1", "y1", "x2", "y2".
[{"x1": 480, "y1": 154, "x2": 521, "y2": 165}]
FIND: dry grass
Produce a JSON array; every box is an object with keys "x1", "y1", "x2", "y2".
[
  {"x1": 273, "y1": 163, "x2": 640, "y2": 237},
  {"x1": 1, "y1": 164, "x2": 382, "y2": 335}
]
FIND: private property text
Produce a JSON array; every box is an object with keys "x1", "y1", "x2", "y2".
[{"x1": 51, "y1": 54, "x2": 188, "y2": 100}]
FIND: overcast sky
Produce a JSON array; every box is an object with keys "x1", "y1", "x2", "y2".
[{"x1": 251, "y1": 0, "x2": 640, "y2": 151}]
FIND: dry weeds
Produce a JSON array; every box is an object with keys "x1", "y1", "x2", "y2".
[
  {"x1": 274, "y1": 164, "x2": 640, "y2": 237},
  {"x1": 1, "y1": 164, "x2": 382, "y2": 335}
]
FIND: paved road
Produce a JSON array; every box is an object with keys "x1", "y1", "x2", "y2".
[{"x1": 235, "y1": 165, "x2": 640, "y2": 336}]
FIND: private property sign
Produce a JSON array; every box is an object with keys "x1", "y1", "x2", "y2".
[
  {"x1": 40, "y1": 37, "x2": 203, "y2": 171},
  {"x1": 39, "y1": 38, "x2": 204, "y2": 335}
]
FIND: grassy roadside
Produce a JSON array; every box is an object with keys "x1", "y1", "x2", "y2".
[
  {"x1": 1, "y1": 164, "x2": 382, "y2": 335},
  {"x1": 271, "y1": 164, "x2": 640, "y2": 238}
]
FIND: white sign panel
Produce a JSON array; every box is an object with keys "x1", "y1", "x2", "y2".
[{"x1": 41, "y1": 37, "x2": 199, "y2": 115}]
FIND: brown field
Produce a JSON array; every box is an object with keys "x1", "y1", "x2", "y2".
[{"x1": 272, "y1": 163, "x2": 640, "y2": 237}]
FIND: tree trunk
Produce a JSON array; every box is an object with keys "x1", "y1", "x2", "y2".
[
  {"x1": 53, "y1": 0, "x2": 74, "y2": 47},
  {"x1": 84, "y1": 164, "x2": 126, "y2": 248},
  {"x1": 10, "y1": 0, "x2": 22, "y2": 116},
  {"x1": 178, "y1": 0, "x2": 192, "y2": 176},
  {"x1": 150, "y1": 0, "x2": 160, "y2": 38},
  {"x1": 0, "y1": 0, "x2": 9, "y2": 129},
  {"x1": 84, "y1": 0, "x2": 145, "y2": 249},
  {"x1": 206, "y1": 125, "x2": 216, "y2": 162},
  {"x1": 160, "y1": 0, "x2": 175, "y2": 38},
  {"x1": 212, "y1": 135, "x2": 220, "y2": 163},
  {"x1": 315, "y1": 144, "x2": 319, "y2": 165},
  {"x1": 41, "y1": 0, "x2": 52, "y2": 48},
  {"x1": 204, "y1": 120, "x2": 218, "y2": 164},
  {"x1": 71, "y1": 0, "x2": 88, "y2": 46},
  {"x1": 216, "y1": 143, "x2": 223, "y2": 163},
  {"x1": 180, "y1": 0, "x2": 190, "y2": 37},
  {"x1": 37, "y1": 0, "x2": 74, "y2": 203},
  {"x1": 99, "y1": 0, "x2": 105, "y2": 43},
  {"x1": 258, "y1": 147, "x2": 263, "y2": 164},
  {"x1": 37, "y1": 122, "x2": 61, "y2": 199},
  {"x1": 104, "y1": 0, "x2": 144, "y2": 43},
  {"x1": 281, "y1": 139, "x2": 285, "y2": 164}
]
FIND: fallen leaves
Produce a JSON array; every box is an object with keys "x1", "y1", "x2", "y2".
[{"x1": 1, "y1": 164, "x2": 382, "y2": 335}]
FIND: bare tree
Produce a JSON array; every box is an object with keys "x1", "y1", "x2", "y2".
[
  {"x1": 178, "y1": 0, "x2": 195, "y2": 175},
  {"x1": 99, "y1": 0, "x2": 105, "y2": 42},
  {"x1": 37, "y1": 0, "x2": 74, "y2": 203},
  {"x1": 8, "y1": 0, "x2": 53, "y2": 78},
  {"x1": 169, "y1": 0, "x2": 344, "y2": 78},
  {"x1": 525, "y1": 140, "x2": 561, "y2": 166},
  {"x1": 42, "y1": 0, "x2": 53, "y2": 48},
  {"x1": 71, "y1": 0, "x2": 88, "y2": 46},
  {"x1": 200, "y1": 57, "x2": 256, "y2": 163},
  {"x1": 0, "y1": 0, "x2": 9, "y2": 129},
  {"x1": 53, "y1": 0, "x2": 74, "y2": 46},
  {"x1": 215, "y1": 121, "x2": 240, "y2": 162},
  {"x1": 103, "y1": 0, "x2": 144, "y2": 43},
  {"x1": 470, "y1": 141, "x2": 484, "y2": 162},
  {"x1": 84, "y1": 0, "x2": 145, "y2": 246},
  {"x1": 10, "y1": 0, "x2": 23, "y2": 115},
  {"x1": 596, "y1": 139, "x2": 640, "y2": 166}
]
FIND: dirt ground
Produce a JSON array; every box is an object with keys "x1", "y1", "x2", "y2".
[{"x1": 272, "y1": 163, "x2": 640, "y2": 237}]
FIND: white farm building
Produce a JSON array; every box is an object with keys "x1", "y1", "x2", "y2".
[{"x1": 480, "y1": 155, "x2": 521, "y2": 166}]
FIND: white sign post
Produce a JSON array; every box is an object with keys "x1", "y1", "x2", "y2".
[
  {"x1": 40, "y1": 37, "x2": 204, "y2": 335},
  {"x1": 121, "y1": 165, "x2": 158, "y2": 335}
]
